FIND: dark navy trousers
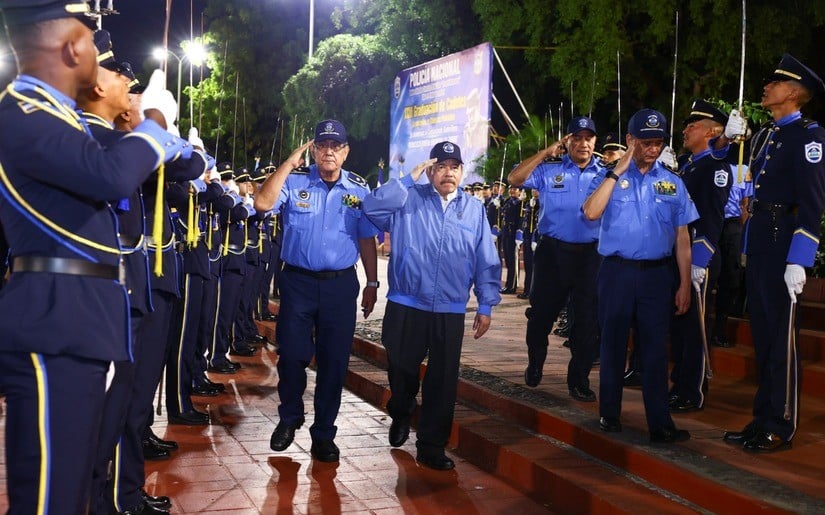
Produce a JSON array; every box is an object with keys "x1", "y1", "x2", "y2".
[
  {"x1": 746, "y1": 253, "x2": 800, "y2": 441},
  {"x1": 0, "y1": 351, "x2": 107, "y2": 515},
  {"x1": 275, "y1": 267, "x2": 358, "y2": 441},
  {"x1": 597, "y1": 257, "x2": 677, "y2": 432}
]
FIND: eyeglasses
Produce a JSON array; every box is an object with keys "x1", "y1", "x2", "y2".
[{"x1": 313, "y1": 141, "x2": 348, "y2": 152}]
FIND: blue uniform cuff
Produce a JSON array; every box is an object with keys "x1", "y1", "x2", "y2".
[
  {"x1": 788, "y1": 229, "x2": 819, "y2": 267},
  {"x1": 477, "y1": 304, "x2": 492, "y2": 317},
  {"x1": 691, "y1": 237, "x2": 715, "y2": 268},
  {"x1": 400, "y1": 174, "x2": 417, "y2": 188},
  {"x1": 708, "y1": 136, "x2": 729, "y2": 160}
]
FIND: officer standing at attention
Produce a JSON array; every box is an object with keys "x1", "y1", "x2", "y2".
[
  {"x1": 668, "y1": 99, "x2": 733, "y2": 413},
  {"x1": 255, "y1": 120, "x2": 379, "y2": 463},
  {"x1": 509, "y1": 116, "x2": 604, "y2": 402},
  {"x1": 517, "y1": 189, "x2": 540, "y2": 299},
  {"x1": 499, "y1": 183, "x2": 522, "y2": 294},
  {"x1": 0, "y1": 1, "x2": 189, "y2": 512},
  {"x1": 583, "y1": 109, "x2": 698, "y2": 442},
  {"x1": 719, "y1": 54, "x2": 825, "y2": 452},
  {"x1": 362, "y1": 141, "x2": 501, "y2": 470}
]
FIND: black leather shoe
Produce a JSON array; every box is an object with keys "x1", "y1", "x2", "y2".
[
  {"x1": 310, "y1": 439, "x2": 340, "y2": 462},
  {"x1": 416, "y1": 452, "x2": 455, "y2": 471},
  {"x1": 270, "y1": 417, "x2": 304, "y2": 451},
  {"x1": 524, "y1": 364, "x2": 542, "y2": 387},
  {"x1": 499, "y1": 287, "x2": 516, "y2": 294},
  {"x1": 711, "y1": 336, "x2": 734, "y2": 348},
  {"x1": 569, "y1": 386, "x2": 596, "y2": 402},
  {"x1": 743, "y1": 431, "x2": 791, "y2": 453},
  {"x1": 516, "y1": 292, "x2": 530, "y2": 299},
  {"x1": 260, "y1": 313, "x2": 278, "y2": 322},
  {"x1": 623, "y1": 369, "x2": 641, "y2": 387},
  {"x1": 247, "y1": 334, "x2": 267, "y2": 344},
  {"x1": 669, "y1": 396, "x2": 703, "y2": 413},
  {"x1": 141, "y1": 441, "x2": 170, "y2": 461},
  {"x1": 208, "y1": 362, "x2": 238, "y2": 374},
  {"x1": 723, "y1": 423, "x2": 760, "y2": 445},
  {"x1": 389, "y1": 419, "x2": 410, "y2": 447},
  {"x1": 118, "y1": 500, "x2": 170, "y2": 514},
  {"x1": 229, "y1": 345, "x2": 256, "y2": 357},
  {"x1": 191, "y1": 383, "x2": 220, "y2": 396},
  {"x1": 599, "y1": 417, "x2": 622, "y2": 433},
  {"x1": 141, "y1": 489, "x2": 172, "y2": 511},
  {"x1": 145, "y1": 432, "x2": 178, "y2": 451},
  {"x1": 650, "y1": 427, "x2": 691, "y2": 443},
  {"x1": 202, "y1": 377, "x2": 226, "y2": 391},
  {"x1": 168, "y1": 409, "x2": 209, "y2": 426}
]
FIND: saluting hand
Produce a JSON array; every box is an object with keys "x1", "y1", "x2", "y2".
[
  {"x1": 284, "y1": 140, "x2": 314, "y2": 172},
  {"x1": 612, "y1": 139, "x2": 636, "y2": 177},
  {"x1": 410, "y1": 158, "x2": 437, "y2": 182}
]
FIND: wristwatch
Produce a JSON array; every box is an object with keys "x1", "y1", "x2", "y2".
[
  {"x1": 606, "y1": 171, "x2": 621, "y2": 182},
  {"x1": 366, "y1": 281, "x2": 380, "y2": 288}
]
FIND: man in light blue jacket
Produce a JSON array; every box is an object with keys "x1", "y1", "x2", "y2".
[{"x1": 363, "y1": 141, "x2": 501, "y2": 470}]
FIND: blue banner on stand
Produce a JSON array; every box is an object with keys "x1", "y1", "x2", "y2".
[{"x1": 389, "y1": 42, "x2": 492, "y2": 185}]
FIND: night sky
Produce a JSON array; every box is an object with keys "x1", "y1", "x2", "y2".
[{"x1": 103, "y1": 0, "x2": 207, "y2": 74}]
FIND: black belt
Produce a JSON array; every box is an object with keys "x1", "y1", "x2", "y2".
[
  {"x1": 12, "y1": 256, "x2": 119, "y2": 281},
  {"x1": 246, "y1": 240, "x2": 259, "y2": 246},
  {"x1": 227, "y1": 244, "x2": 244, "y2": 252},
  {"x1": 539, "y1": 235, "x2": 596, "y2": 252},
  {"x1": 606, "y1": 255, "x2": 671, "y2": 269},
  {"x1": 283, "y1": 263, "x2": 354, "y2": 280},
  {"x1": 750, "y1": 201, "x2": 798, "y2": 215}
]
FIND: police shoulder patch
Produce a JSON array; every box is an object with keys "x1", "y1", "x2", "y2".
[
  {"x1": 805, "y1": 141, "x2": 823, "y2": 164},
  {"x1": 347, "y1": 171, "x2": 368, "y2": 188}
]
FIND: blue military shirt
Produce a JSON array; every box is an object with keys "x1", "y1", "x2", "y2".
[
  {"x1": 523, "y1": 154, "x2": 602, "y2": 243},
  {"x1": 275, "y1": 164, "x2": 379, "y2": 271},
  {"x1": 589, "y1": 161, "x2": 699, "y2": 260}
]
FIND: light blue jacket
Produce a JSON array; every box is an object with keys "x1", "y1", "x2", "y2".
[{"x1": 363, "y1": 175, "x2": 501, "y2": 316}]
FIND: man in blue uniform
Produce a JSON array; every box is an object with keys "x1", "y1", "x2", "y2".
[
  {"x1": 718, "y1": 55, "x2": 825, "y2": 452},
  {"x1": 0, "y1": 2, "x2": 190, "y2": 512},
  {"x1": 668, "y1": 99, "x2": 733, "y2": 413},
  {"x1": 498, "y1": 183, "x2": 522, "y2": 294},
  {"x1": 255, "y1": 120, "x2": 379, "y2": 462},
  {"x1": 509, "y1": 116, "x2": 604, "y2": 402},
  {"x1": 362, "y1": 141, "x2": 501, "y2": 470},
  {"x1": 583, "y1": 109, "x2": 698, "y2": 443}
]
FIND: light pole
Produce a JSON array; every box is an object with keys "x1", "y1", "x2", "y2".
[
  {"x1": 308, "y1": 0, "x2": 314, "y2": 60},
  {"x1": 153, "y1": 47, "x2": 182, "y2": 123}
]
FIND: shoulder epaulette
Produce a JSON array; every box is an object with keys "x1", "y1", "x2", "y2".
[
  {"x1": 291, "y1": 166, "x2": 310, "y2": 175},
  {"x1": 542, "y1": 156, "x2": 563, "y2": 164},
  {"x1": 797, "y1": 117, "x2": 819, "y2": 129},
  {"x1": 346, "y1": 171, "x2": 368, "y2": 188}
]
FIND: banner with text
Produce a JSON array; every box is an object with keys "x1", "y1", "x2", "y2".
[{"x1": 389, "y1": 42, "x2": 492, "y2": 184}]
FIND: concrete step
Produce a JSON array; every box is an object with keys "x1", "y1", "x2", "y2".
[{"x1": 345, "y1": 336, "x2": 819, "y2": 514}]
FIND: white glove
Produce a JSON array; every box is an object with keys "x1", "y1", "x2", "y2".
[
  {"x1": 725, "y1": 109, "x2": 747, "y2": 140},
  {"x1": 491, "y1": 234, "x2": 497, "y2": 244},
  {"x1": 658, "y1": 145, "x2": 677, "y2": 170},
  {"x1": 691, "y1": 264, "x2": 706, "y2": 292},
  {"x1": 516, "y1": 240, "x2": 523, "y2": 250},
  {"x1": 208, "y1": 167, "x2": 221, "y2": 183},
  {"x1": 227, "y1": 180, "x2": 240, "y2": 195},
  {"x1": 188, "y1": 127, "x2": 205, "y2": 149},
  {"x1": 784, "y1": 264, "x2": 806, "y2": 301},
  {"x1": 492, "y1": 197, "x2": 501, "y2": 208},
  {"x1": 140, "y1": 69, "x2": 178, "y2": 127},
  {"x1": 531, "y1": 241, "x2": 537, "y2": 251}
]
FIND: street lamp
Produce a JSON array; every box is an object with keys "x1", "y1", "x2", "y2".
[
  {"x1": 153, "y1": 47, "x2": 183, "y2": 123},
  {"x1": 153, "y1": 41, "x2": 207, "y2": 127}
]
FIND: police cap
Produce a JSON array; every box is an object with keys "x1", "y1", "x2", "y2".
[
  {"x1": 600, "y1": 132, "x2": 627, "y2": 152},
  {"x1": 567, "y1": 116, "x2": 597, "y2": 136},
  {"x1": 683, "y1": 99, "x2": 728, "y2": 126},
  {"x1": 217, "y1": 162, "x2": 234, "y2": 180},
  {"x1": 429, "y1": 141, "x2": 463, "y2": 164},
  {"x1": 628, "y1": 108, "x2": 668, "y2": 140},
  {"x1": 314, "y1": 119, "x2": 347, "y2": 144},
  {"x1": 765, "y1": 53, "x2": 825, "y2": 96},
  {"x1": 234, "y1": 167, "x2": 251, "y2": 183},
  {"x1": 0, "y1": 0, "x2": 97, "y2": 29}
]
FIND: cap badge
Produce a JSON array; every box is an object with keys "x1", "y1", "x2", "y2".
[
  {"x1": 578, "y1": 119, "x2": 588, "y2": 128},
  {"x1": 325, "y1": 122, "x2": 334, "y2": 133},
  {"x1": 443, "y1": 142, "x2": 455, "y2": 154},
  {"x1": 646, "y1": 115, "x2": 660, "y2": 128}
]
